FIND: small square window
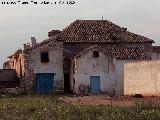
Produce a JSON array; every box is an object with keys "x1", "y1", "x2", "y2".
[
  {"x1": 41, "y1": 52, "x2": 49, "y2": 63},
  {"x1": 93, "y1": 51, "x2": 99, "y2": 57}
]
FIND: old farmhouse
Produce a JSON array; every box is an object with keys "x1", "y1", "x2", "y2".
[{"x1": 3, "y1": 20, "x2": 160, "y2": 96}]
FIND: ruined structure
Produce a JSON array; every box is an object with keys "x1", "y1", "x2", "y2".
[
  {"x1": 5, "y1": 49, "x2": 24, "y2": 78},
  {"x1": 3, "y1": 19, "x2": 160, "y2": 95}
]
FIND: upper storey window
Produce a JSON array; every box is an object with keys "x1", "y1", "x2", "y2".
[
  {"x1": 93, "y1": 51, "x2": 99, "y2": 57},
  {"x1": 41, "y1": 52, "x2": 49, "y2": 63}
]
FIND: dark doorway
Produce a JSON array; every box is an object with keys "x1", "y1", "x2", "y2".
[{"x1": 64, "y1": 73, "x2": 71, "y2": 93}]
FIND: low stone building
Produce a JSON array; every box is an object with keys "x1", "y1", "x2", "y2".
[
  {"x1": 23, "y1": 36, "x2": 64, "y2": 93},
  {"x1": 3, "y1": 19, "x2": 160, "y2": 95}
]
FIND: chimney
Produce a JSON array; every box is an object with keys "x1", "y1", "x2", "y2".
[
  {"x1": 31, "y1": 37, "x2": 36, "y2": 47},
  {"x1": 122, "y1": 27, "x2": 127, "y2": 31},
  {"x1": 48, "y1": 30, "x2": 61, "y2": 37},
  {"x1": 23, "y1": 43, "x2": 30, "y2": 50}
]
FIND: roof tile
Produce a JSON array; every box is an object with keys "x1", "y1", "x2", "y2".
[
  {"x1": 58, "y1": 20, "x2": 154, "y2": 43},
  {"x1": 152, "y1": 46, "x2": 160, "y2": 52}
]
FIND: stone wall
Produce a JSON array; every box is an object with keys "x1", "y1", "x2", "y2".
[
  {"x1": 7, "y1": 51, "x2": 24, "y2": 78},
  {"x1": 24, "y1": 41, "x2": 64, "y2": 93}
]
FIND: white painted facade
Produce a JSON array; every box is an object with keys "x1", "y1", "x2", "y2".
[
  {"x1": 115, "y1": 60, "x2": 125, "y2": 96},
  {"x1": 115, "y1": 60, "x2": 140, "y2": 95},
  {"x1": 151, "y1": 52, "x2": 160, "y2": 60},
  {"x1": 70, "y1": 48, "x2": 144, "y2": 96},
  {"x1": 71, "y1": 47, "x2": 116, "y2": 95},
  {"x1": 124, "y1": 60, "x2": 160, "y2": 96}
]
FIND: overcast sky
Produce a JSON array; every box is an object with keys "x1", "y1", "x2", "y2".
[{"x1": 0, "y1": 0, "x2": 160, "y2": 68}]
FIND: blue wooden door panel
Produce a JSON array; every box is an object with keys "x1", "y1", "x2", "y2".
[
  {"x1": 36, "y1": 73, "x2": 54, "y2": 93},
  {"x1": 90, "y1": 76, "x2": 100, "y2": 94},
  {"x1": 46, "y1": 73, "x2": 54, "y2": 92}
]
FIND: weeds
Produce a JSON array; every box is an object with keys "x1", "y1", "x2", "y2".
[{"x1": 0, "y1": 95, "x2": 160, "y2": 120}]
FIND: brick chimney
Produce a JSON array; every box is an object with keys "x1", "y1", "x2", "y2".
[
  {"x1": 48, "y1": 30, "x2": 61, "y2": 37},
  {"x1": 31, "y1": 37, "x2": 36, "y2": 47}
]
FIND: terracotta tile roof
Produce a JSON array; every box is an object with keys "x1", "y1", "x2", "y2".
[
  {"x1": 25, "y1": 36, "x2": 58, "y2": 51},
  {"x1": 73, "y1": 44, "x2": 151, "y2": 60},
  {"x1": 74, "y1": 45, "x2": 108, "y2": 58},
  {"x1": 114, "y1": 47, "x2": 151, "y2": 60},
  {"x1": 99, "y1": 46, "x2": 151, "y2": 60},
  {"x1": 58, "y1": 20, "x2": 154, "y2": 43},
  {"x1": 152, "y1": 46, "x2": 160, "y2": 52}
]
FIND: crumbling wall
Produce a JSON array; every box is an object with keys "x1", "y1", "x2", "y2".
[
  {"x1": 8, "y1": 51, "x2": 24, "y2": 78},
  {"x1": 24, "y1": 41, "x2": 64, "y2": 93},
  {"x1": 124, "y1": 60, "x2": 160, "y2": 96},
  {"x1": 14, "y1": 53, "x2": 24, "y2": 78},
  {"x1": 3, "y1": 61, "x2": 11, "y2": 69},
  {"x1": 4, "y1": 50, "x2": 25, "y2": 90}
]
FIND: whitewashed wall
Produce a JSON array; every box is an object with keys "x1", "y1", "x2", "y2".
[
  {"x1": 72, "y1": 48, "x2": 116, "y2": 94},
  {"x1": 124, "y1": 60, "x2": 160, "y2": 96},
  {"x1": 151, "y1": 53, "x2": 160, "y2": 60},
  {"x1": 115, "y1": 60, "x2": 125, "y2": 96},
  {"x1": 115, "y1": 60, "x2": 140, "y2": 96}
]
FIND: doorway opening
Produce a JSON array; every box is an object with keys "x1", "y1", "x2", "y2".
[{"x1": 64, "y1": 73, "x2": 71, "y2": 93}]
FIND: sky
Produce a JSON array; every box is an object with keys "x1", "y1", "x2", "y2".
[{"x1": 0, "y1": 0, "x2": 160, "y2": 68}]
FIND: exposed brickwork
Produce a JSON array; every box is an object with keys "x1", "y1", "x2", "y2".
[{"x1": 6, "y1": 49, "x2": 24, "y2": 78}]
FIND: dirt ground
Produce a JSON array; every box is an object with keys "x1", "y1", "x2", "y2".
[{"x1": 59, "y1": 95, "x2": 160, "y2": 106}]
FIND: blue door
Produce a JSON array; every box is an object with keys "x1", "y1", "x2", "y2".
[
  {"x1": 36, "y1": 73, "x2": 54, "y2": 93},
  {"x1": 90, "y1": 76, "x2": 100, "y2": 94}
]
